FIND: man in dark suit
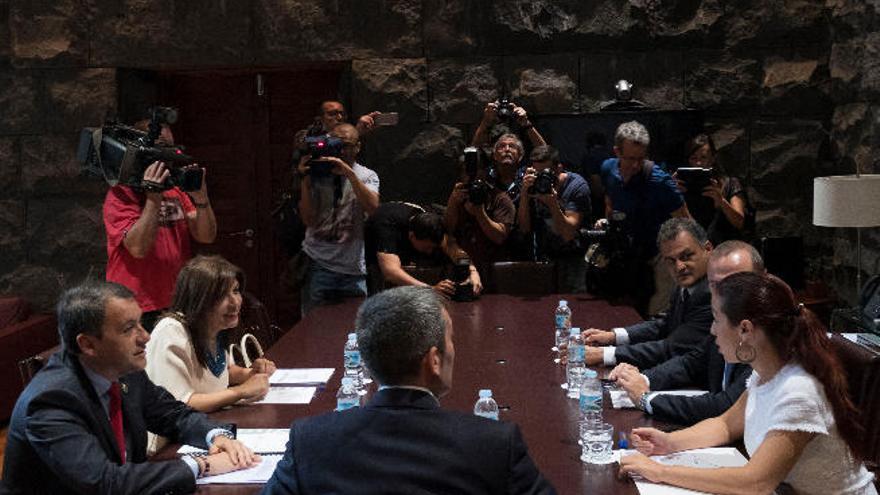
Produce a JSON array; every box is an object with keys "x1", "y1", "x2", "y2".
[
  {"x1": 261, "y1": 286, "x2": 555, "y2": 495},
  {"x1": 608, "y1": 240, "x2": 764, "y2": 425},
  {"x1": 583, "y1": 217, "x2": 713, "y2": 368},
  {"x1": 1, "y1": 281, "x2": 257, "y2": 495}
]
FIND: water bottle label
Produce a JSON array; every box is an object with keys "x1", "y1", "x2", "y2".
[
  {"x1": 555, "y1": 314, "x2": 570, "y2": 330},
  {"x1": 579, "y1": 393, "x2": 602, "y2": 412},
  {"x1": 476, "y1": 411, "x2": 499, "y2": 421},
  {"x1": 344, "y1": 350, "x2": 361, "y2": 368},
  {"x1": 570, "y1": 344, "x2": 585, "y2": 362},
  {"x1": 336, "y1": 398, "x2": 359, "y2": 411}
]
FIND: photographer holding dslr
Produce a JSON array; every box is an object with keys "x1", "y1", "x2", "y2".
[
  {"x1": 295, "y1": 123, "x2": 380, "y2": 314},
  {"x1": 517, "y1": 145, "x2": 592, "y2": 292},
  {"x1": 103, "y1": 112, "x2": 217, "y2": 332},
  {"x1": 444, "y1": 147, "x2": 515, "y2": 269},
  {"x1": 470, "y1": 99, "x2": 547, "y2": 202}
]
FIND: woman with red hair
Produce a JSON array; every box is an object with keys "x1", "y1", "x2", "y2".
[{"x1": 620, "y1": 272, "x2": 876, "y2": 494}]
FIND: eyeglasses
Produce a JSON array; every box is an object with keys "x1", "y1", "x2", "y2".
[{"x1": 324, "y1": 110, "x2": 346, "y2": 117}]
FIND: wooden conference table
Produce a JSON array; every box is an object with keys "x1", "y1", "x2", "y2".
[{"x1": 190, "y1": 294, "x2": 666, "y2": 494}]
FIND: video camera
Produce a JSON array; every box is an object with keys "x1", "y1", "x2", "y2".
[
  {"x1": 463, "y1": 146, "x2": 492, "y2": 205},
  {"x1": 304, "y1": 134, "x2": 344, "y2": 177},
  {"x1": 77, "y1": 106, "x2": 202, "y2": 192}
]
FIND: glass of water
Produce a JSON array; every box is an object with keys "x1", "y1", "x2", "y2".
[{"x1": 580, "y1": 422, "x2": 614, "y2": 464}]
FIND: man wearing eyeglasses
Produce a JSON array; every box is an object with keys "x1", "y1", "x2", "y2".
[{"x1": 295, "y1": 123, "x2": 380, "y2": 314}]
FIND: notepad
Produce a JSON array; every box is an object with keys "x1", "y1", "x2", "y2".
[
  {"x1": 178, "y1": 428, "x2": 289, "y2": 455},
  {"x1": 268, "y1": 368, "x2": 335, "y2": 386},
  {"x1": 622, "y1": 447, "x2": 748, "y2": 495},
  {"x1": 255, "y1": 386, "x2": 316, "y2": 404},
  {"x1": 610, "y1": 389, "x2": 708, "y2": 409},
  {"x1": 195, "y1": 454, "x2": 282, "y2": 485}
]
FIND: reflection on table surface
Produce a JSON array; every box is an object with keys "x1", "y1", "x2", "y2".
[{"x1": 176, "y1": 294, "x2": 673, "y2": 494}]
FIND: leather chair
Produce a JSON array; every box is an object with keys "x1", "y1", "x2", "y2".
[
  {"x1": 487, "y1": 262, "x2": 557, "y2": 296},
  {"x1": 829, "y1": 334, "x2": 880, "y2": 474},
  {"x1": 18, "y1": 344, "x2": 61, "y2": 387}
]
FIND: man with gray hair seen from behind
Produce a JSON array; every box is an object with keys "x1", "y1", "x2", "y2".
[
  {"x1": 261, "y1": 286, "x2": 555, "y2": 495},
  {"x1": 599, "y1": 120, "x2": 689, "y2": 316}
]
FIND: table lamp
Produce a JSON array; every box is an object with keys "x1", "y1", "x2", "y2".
[{"x1": 813, "y1": 174, "x2": 880, "y2": 299}]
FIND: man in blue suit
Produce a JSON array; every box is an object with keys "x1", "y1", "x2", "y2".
[
  {"x1": 1, "y1": 281, "x2": 258, "y2": 494},
  {"x1": 262, "y1": 286, "x2": 556, "y2": 494}
]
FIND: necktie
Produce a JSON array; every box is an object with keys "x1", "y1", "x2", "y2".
[
  {"x1": 722, "y1": 363, "x2": 733, "y2": 391},
  {"x1": 680, "y1": 288, "x2": 690, "y2": 308},
  {"x1": 108, "y1": 382, "x2": 126, "y2": 463}
]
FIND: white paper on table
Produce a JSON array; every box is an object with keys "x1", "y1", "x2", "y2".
[
  {"x1": 610, "y1": 390, "x2": 709, "y2": 409},
  {"x1": 840, "y1": 333, "x2": 861, "y2": 343},
  {"x1": 625, "y1": 447, "x2": 748, "y2": 495},
  {"x1": 268, "y1": 368, "x2": 335, "y2": 386},
  {"x1": 178, "y1": 428, "x2": 290, "y2": 455},
  {"x1": 195, "y1": 454, "x2": 282, "y2": 485},
  {"x1": 255, "y1": 386, "x2": 316, "y2": 404}
]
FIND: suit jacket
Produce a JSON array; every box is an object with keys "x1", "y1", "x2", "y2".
[
  {"x1": 1, "y1": 351, "x2": 218, "y2": 495},
  {"x1": 644, "y1": 336, "x2": 751, "y2": 426},
  {"x1": 261, "y1": 388, "x2": 556, "y2": 495},
  {"x1": 614, "y1": 277, "x2": 712, "y2": 368}
]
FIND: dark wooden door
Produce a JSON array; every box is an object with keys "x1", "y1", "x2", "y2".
[{"x1": 157, "y1": 68, "x2": 343, "y2": 326}]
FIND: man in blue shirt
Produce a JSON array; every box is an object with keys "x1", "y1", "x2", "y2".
[
  {"x1": 518, "y1": 145, "x2": 592, "y2": 292},
  {"x1": 599, "y1": 121, "x2": 689, "y2": 315}
]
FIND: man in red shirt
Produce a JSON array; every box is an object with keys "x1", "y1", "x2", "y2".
[{"x1": 103, "y1": 123, "x2": 217, "y2": 331}]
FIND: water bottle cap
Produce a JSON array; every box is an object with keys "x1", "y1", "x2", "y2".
[
  {"x1": 341, "y1": 377, "x2": 353, "y2": 386},
  {"x1": 585, "y1": 369, "x2": 598, "y2": 378},
  {"x1": 570, "y1": 327, "x2": 580, "y2": 336},
  {"x1": 347, "y1": 332, "x2": 356, "y2": 340},
  {"x1": 478, "y1": 389, "x2": 492, "y2": 398},
  {"x1": 559, "y1": 300, "x2": 568, "y2": 306}
]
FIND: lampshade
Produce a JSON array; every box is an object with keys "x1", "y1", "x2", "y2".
[{"x1": 813, "y1": 175, "x2": 880, "y2": 227}]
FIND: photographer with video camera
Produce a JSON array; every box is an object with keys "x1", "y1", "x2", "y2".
[
  {"x1": 444, "y1": 147, "x2": 515, "y2": 269},
  {"x1": 295, "y1": 123, "x2": 380, "y2": 315},
  {"x1": 102, "y1": 109, "x2": 217, "y2": 332},
  {"x1": 517, "y1": 145, "x2": 592, "y2": 292},
  {"x1": 470, "y1": 99, "x2": 547, "y2": 202}
]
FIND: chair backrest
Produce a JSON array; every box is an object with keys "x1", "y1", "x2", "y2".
[
  {"x1": 829, "y1": 334, "x2": 880, "y2": 473},
  {"x1": 18, "y1": 344, "x2": 60, "y2": 387},
  {"x1": 227, "y1": 292, "x2": 281, "y2": 365},
  {"x1": 487, "y1": 262, "x2": 557, "y2": 296}
]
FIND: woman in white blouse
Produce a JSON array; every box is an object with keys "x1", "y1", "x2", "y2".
[
  {"x1": 146, "y1": 255, "x2": 275, "y2": 413},
  {"x1": 620, "y1": 272, "x2": 876, "y2": 495}
]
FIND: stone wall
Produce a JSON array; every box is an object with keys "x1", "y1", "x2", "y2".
[{"x1": 0, "y1": 0, "x2": 875, "y2": 309}]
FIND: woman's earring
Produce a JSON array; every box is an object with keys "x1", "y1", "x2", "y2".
[{"x1": 735, "y1": 340, "x2": 756, "y2": 363}]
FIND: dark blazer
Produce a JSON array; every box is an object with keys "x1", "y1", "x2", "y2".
[
  {"x1": 261, "y1": 387, "x2": 556, "y2": 495},
  {"x1": 644, "y1": 336, "x2": 751, "y2": 426},
  {"x1": 1, "y1": 351, "x2": 218, "y2": 495},
  {"x1": 614, "y1": 277, "x2": 712, "y2": 368}
]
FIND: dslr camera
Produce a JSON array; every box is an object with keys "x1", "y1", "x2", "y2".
[
  {"x1": 528, "y1": 168, "x2": 556, "y2": 195},
  {"x1": 304, "y1": 134, "x2": 344, "y2": 177},
  {"x1": 463, "y1": 147, "x2": 492, "y2": 205},
  {"x1": 496, "y1": 97, "x2": 515, "y2": 122},
  {"x1": 77, "y1": 106, "x2": 202, "y2": 192}
]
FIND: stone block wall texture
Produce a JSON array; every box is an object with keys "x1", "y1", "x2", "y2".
[{"x1": 0, "y1": 0, "x2": 876, "y2": 309}]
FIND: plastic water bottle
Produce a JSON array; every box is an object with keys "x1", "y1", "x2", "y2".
[
  {"x1": 566, "y1": 327, "x2": 586, "y2": 398},
  {"x1": 344, "y1": 333, "x2": 365, "y2": 394},
  {"x1": 473, "y1": 389, "x2": 500, "y2": 420},
  {"x1": 336, "y1": 377, "x2": 360, "y2": 411},
  {"x1": 579, "y1": 369, "x2": 603, "y2": 425},
  {"x1": 554, "y1": 300, "x2": 572, "y2": 353}
]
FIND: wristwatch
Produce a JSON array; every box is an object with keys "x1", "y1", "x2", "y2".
[{"x1": 638, "y1": 391, "x2": 651, "y2": 412}]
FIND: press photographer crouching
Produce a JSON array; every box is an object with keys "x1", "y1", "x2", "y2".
[
  {"x1": 444, "y1": 147, "x2": 515, "y2": 271},
  {"x1": 517, "y1": 145, "x2": 592, "y2": 293},
  {"x1": 87, "y1": 107, "x2": 218, "y2": 331}
]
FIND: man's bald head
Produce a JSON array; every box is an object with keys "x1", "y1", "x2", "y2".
[{"x1": 707, "y1": 240, "x2": 765, "y2": 291}]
